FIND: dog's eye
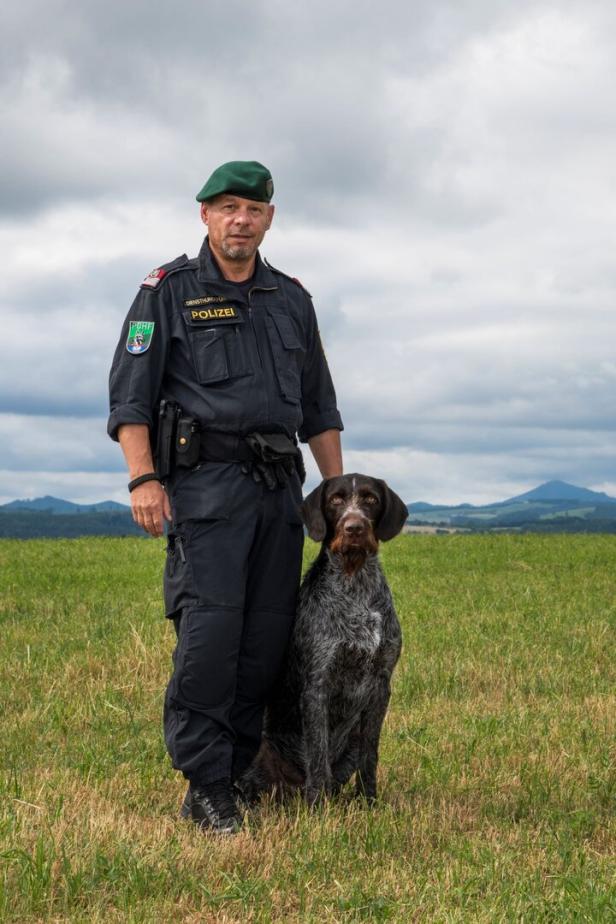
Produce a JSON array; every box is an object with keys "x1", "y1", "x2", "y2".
[
  {"x1": 329, "y1": 495, "x2": 344, "y2": 506},
  {"x1": 363, "y1": 495, "x2": 378, "y2": 505}
]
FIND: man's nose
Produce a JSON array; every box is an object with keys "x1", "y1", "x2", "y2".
[{"x1": 232, "y1": 210, "x2": 251, "y2": 224}]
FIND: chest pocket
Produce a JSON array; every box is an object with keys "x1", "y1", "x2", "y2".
[
  {"x1": 183, "y1": 310, "x2": 252, "y2": 385},
  {"x1": 265, "y1": 310, "x2": 305, "y2": 404}
]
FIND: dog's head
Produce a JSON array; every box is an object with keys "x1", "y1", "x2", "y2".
[{"x1": 301, "y1": 474, "x2": 408, "y2": 573}]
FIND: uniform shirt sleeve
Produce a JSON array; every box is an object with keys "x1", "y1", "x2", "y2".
[
  {"x1": 298, "y1": 296, "x2": 343, "y2": 443},
  {"x1": 107, "y1": 286, "x2": 170, "y2": 441}
]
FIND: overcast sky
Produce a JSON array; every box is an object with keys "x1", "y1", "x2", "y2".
[{"x1": 1, "y1": 0, "x2": 615, "y2": 505}]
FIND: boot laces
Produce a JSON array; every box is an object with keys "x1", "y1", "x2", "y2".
[{"x1": 196, "y1": 778, "x2": 238, "y2": 819}]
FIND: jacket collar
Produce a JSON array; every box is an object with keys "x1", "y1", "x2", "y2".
[{"x1": 197, "y1": 237, "x2": 278, "y2": 290}]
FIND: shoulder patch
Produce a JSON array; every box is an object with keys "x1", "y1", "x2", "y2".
[
  {"x1": 139, "y1": 254, "x2": 191, "y2": 290},
  {"x1": 126, "y1": 321, "x2": 155, "y2": 354},
  {"x1": 142, "y1": 268, "x2": 167, "y2": 288}
]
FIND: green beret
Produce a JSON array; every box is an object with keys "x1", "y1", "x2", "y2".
[{"x1": 196, "y1": 161, "x2": 274, "y2": 203}]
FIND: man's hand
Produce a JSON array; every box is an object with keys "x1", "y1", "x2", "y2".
[
  {"x1": 130, "y1": 480, "x2": 172, "y2": 537},
  {"x1": 118, "y1": 423, "x2": 172, "y2": 537}
]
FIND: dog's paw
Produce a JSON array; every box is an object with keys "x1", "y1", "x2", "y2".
[
  {"x1": 354, "y1": 778, "x2": 377, "y2": 805},
  {"x1": 304, "y1": 774, "x2": 333, "y2": 807}
]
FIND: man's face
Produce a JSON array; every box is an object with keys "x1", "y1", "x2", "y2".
[{"x1": 201, "y1": 195, "x2": 274, "y2": 262}]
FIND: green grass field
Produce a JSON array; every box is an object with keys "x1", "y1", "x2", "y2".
[{"x1": 1, "y1": 534, "x2": 614, "y2": 923}]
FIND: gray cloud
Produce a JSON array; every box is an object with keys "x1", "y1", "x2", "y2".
[
  {"x1": 0, "y1": 415, "x2": 120, "y2": 473},
  {"x1": 0, "y1": 0, "x2": 548, "y2": 219},
  {"x1": 1, "y1": 0, "x2": 615, "y2": 503}
]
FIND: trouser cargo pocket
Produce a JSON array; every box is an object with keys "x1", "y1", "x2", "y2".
[{"x1": 164, "y1": 529, "x2": 194, "y2": 619}]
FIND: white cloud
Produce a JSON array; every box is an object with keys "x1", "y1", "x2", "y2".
[
  {"x1": 0, "y1": 414, "x2": 121, "y2": 472},
  {"x1": 1, "y1": 0, "x2": 615, "y2": 504}
]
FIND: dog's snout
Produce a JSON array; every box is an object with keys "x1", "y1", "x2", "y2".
[{"x1": 343, "y1": 517, "x2": 366, "y2": 536}]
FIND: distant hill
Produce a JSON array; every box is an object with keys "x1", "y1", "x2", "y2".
[
  {"x1": 1, "y1": 495, "x2": 129, "y2": 515},
  {"x1": 0, "y1": 496, "x2": 140, "y2": 539},
  {"x1": 406, "y1": 481, "x2": 616, "y2": 534},
  {"x1": 2, "y1": 481, "x2": 615, "y2": 538},
  {"x1": 503, "y1": 480, "x2": 614, "y2": 505}
]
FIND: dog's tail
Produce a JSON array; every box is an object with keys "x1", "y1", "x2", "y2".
[{"x1": 239, "y1": 738, "x2": 305, "y2": 803}]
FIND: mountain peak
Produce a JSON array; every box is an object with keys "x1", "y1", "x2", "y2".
[{"x1": 504, "y1": 480, "x2": 612, "y2": 504}]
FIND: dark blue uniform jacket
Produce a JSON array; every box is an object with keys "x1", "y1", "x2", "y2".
[
  {"x1": 108, "y1": 238, "x2": 342, "y2": 443},
  {"x1": 108, "y1": 238, "x2": 343, "y2": 521}
]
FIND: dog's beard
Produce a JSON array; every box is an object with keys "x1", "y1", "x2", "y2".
[{"x1": 329, "y1": 531, "x2": 378, "y2": 576}]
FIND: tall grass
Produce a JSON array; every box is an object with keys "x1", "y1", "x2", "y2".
[{"x1": 1, "y1": 534, "x2": 614, "y2": 922}]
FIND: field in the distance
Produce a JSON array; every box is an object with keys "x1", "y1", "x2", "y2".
[{"x1": 0, "y1": 534, "x2": 614, "y2": 923}]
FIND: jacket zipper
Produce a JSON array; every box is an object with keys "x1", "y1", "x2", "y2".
[
  {"x1": 248, "y1": 284, "x2": 278, "y2": 425},
  {"x1": 247, "y1": 285, "x2": 277, "y2": 369}
]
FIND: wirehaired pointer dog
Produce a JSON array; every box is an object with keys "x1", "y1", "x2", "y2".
[{"x1": 242, "y1": 473, "x2": 408, "y2": 805}]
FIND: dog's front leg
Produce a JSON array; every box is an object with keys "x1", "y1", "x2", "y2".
[
  {"x1": 331, "y1": 722, "x2": 361, "y2": 790},
  {"x1": 356, "y1": 674, "x2": 391, "y2": 803},
  {"x1": 301, "y1": 684, "x2": 332, "y2": 806}
]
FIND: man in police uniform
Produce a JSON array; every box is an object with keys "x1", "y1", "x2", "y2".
[{"x1": 108, "y1": 161, "x2": 343, "y2": 834}]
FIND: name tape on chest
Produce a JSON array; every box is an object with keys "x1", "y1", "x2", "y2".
[
  {"x1": 184, "y1": 296, "x2": 229, "y2": 307},
  {"x1": 189, "y1": 306, "x2": 238, "y2": 322}
]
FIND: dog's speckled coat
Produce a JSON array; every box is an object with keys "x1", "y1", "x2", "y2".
[{"x1": 242, "y1": 474, "x2": 408, "y2": 804}]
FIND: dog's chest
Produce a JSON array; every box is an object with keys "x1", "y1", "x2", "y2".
[
  {"x1": 323, "y1": 604, "x2": 384, "y2": 703},
  {"x1": 333, "y1": 605, "x2": 383, "y2": 657},
  {"x1": 298, "y1": 558, "x2": 395, "y2": 701}
]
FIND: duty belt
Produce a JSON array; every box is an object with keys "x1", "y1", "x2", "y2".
[
  {"x1": 198, "y1": 431, "x2": 254, "y2": 463},
  {"x1": 153, "y1": 398, "x2": 306, "y2": 488},
  {"x1": 198, "y1": 430, "x2": 306, "y2": 489}
]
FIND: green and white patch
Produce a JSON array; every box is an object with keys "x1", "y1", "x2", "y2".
[{"x1": 126, "y1": 321, "x2": 155, "y2": 354}]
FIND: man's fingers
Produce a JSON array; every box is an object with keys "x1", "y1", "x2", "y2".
[
  {"x1": 144, "y1": 517, "x2": 164, "y2": 538},
  {"x1": 163, "y1": 491, "x2": 172, "y2": 522},
  {"x1": 130, "y1": 481, "x2": 167, "y2": 537},
  {"x1": 140, "y1": 511, "x2": 163, "y2": 537},
  {"x1": 148, "y1": 517, "x2": 164, "y2": 538}
]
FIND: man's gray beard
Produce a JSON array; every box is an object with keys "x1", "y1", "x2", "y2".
[{"x1": 220, "y1": 241, "x2": 255, "y2": 261}]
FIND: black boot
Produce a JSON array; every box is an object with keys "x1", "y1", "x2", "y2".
[
  {"x1": 188, "y1": 778, "x2": 243, "y2": 835},
  {"x1": 180, "y1": 781, "x2": 250, "y2": 818}
]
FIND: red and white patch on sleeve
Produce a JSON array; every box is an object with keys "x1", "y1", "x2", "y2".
[{"x1": 141, "y1": 268, "x2": 167, "y2": 288}]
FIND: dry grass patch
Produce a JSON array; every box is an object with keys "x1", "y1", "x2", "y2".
[{"x1": 1, "y1": 535, "x2": 615, "y2": 922}]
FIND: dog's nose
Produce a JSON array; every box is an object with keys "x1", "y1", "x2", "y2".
[{"x1": 343, "y1": 518, "x2": 366, "y2": 537}]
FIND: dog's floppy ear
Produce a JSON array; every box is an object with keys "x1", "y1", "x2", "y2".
[
  {"x1": 301, "y1": 480, "x2": 329, "y2": 541},
  {"x1": 374, "y1": 480, "x2": 408, "y2": 541}
]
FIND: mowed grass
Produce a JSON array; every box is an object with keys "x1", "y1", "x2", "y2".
[{"x1": 0, "y1": 534, "x2": 614, "y2": 923}]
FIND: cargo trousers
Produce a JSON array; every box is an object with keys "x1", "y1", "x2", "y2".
[{"x1": 163, "y1": 462, "x2": 304, "y2": 785}]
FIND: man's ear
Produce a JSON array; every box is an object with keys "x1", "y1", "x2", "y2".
[{"x1": 200, "y1": 202, "x2": 209, "y2": 227}]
